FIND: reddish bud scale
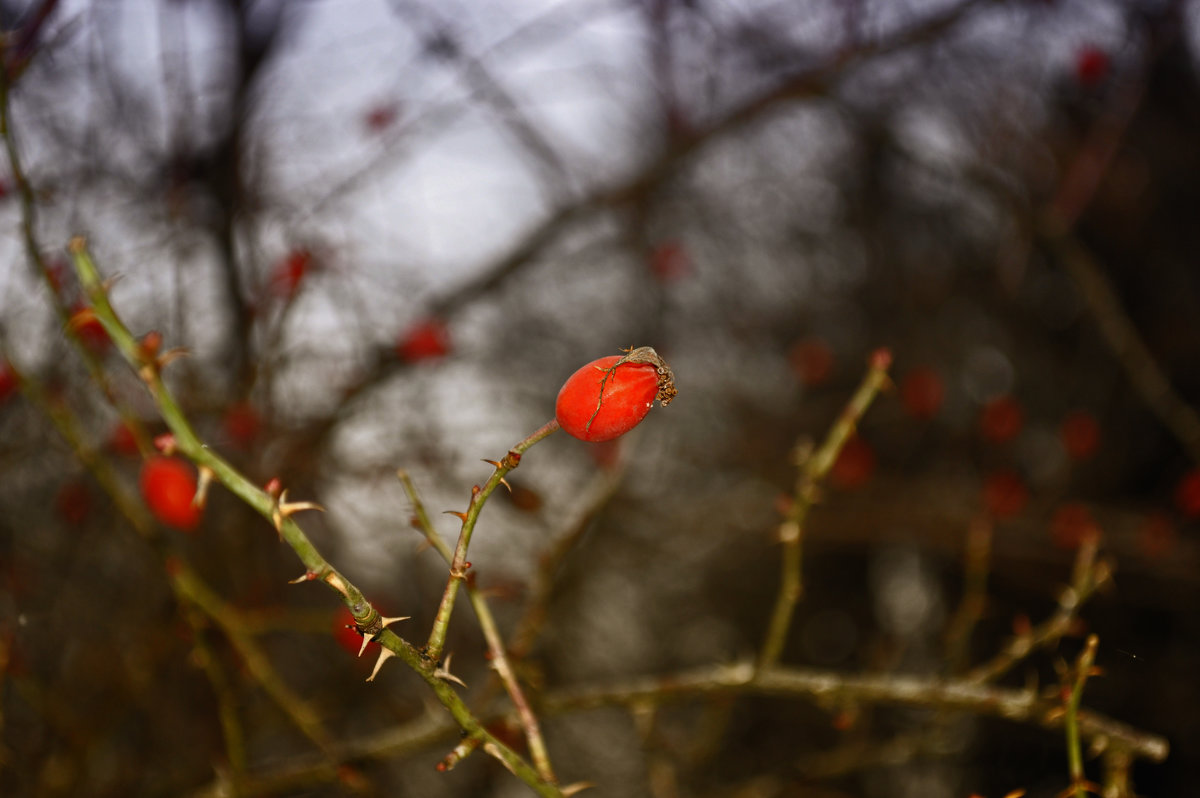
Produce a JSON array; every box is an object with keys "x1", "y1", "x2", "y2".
[
  {"x1": 555, "y1": 355, "x2": 659, "y2": 442},
  {"x1": 140, "y1": 456, "x2": 201, "y2": 531}
]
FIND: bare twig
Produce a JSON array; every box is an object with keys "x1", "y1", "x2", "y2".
[{"x1": 759, "y1": 348, "x2": 893, "y2": 670}]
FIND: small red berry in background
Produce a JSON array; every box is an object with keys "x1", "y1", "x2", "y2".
[
  {"x1": 1060, "y1": 409, "x2": 1100, "y2": 461},
  {"x1": 270, "y1": 249, "x2": 313, "y2": 298},
  {"x1": 56, "y1": 481, "x2": 92, "y2": 525},
  {"x1": 1137, "y1": 512, "x2": 1176, "y2": 559},
  {"x1": 1075, "y1": 45, "x2": 1109, "y2": 87},
  {"x1": 982, "y1": 469, "x2": 1028, "y2": 520},
  {"x1": 556, "y1": 355, "x2": 660, "y2": 442},
  {"x1": 831, "y1": 435, "x2": 875, "y2": 490},
  {"x1": 364, "y1": 103, "x2": 400, "y2": 133},
  {"x1": 333, "y1": 607, "x2": 376, "y2": 655},
  {"x1": 900, "y1": 366, "x2": 945, "y2": 419},
  {"x1": 68, "y1": 305, "x2": 110, "y2": 353},
  {"x1": 1174, "y1": 467, "x2": 1200, "y2": 518},
  {"x1": 1050, "y1": 502, "x2": 1099, "y2": 550},
  {"x1": 140, "y1": 456, "x2": 201, "y2": 531},
  {"x1": 396, "y1": 318, "x2": 451, "y2": 363},
  {"x1": 979, "y1": 395, "x2": 1023, "y2": 444},
  {"x1": 223, "y1": 401, "x2": 261, "y2": 449},
  {"x1": 648, "y1": 240, "x2": 691, "y2": 282},
  {"x1": 789, "y1": 337, "x2": 834, "y2": 388},
  {"x1": 0, "y1": 362, "x2": 17, "y2": 404}
]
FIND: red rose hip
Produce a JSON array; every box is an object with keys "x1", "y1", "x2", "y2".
[
  {"x1": 140, "y1": 456, "x2": 202, "y2": 531},
  {"x1": 555, "y1": 348, "x2": 675, "y2": 442}
]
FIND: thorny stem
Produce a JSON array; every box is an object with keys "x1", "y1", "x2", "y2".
[
  {"x1": 758, "y1": 348, "x2": 893, "y2": 670},
  {"x1": 399, "y1": 470, "x2": 557, "y2": 784},
  {"x1": 67, "y1": 239, "x2": 565, "y2": 798},
  {"x1": 1064, "y1": 635, "x2": 1101, "y2": 798},
  {"x1": 944, "y1": 517, "x2": 993, "y2": 674},
  {"x1": 424, "y1": 419, "x2": 560, "y2": 664}
]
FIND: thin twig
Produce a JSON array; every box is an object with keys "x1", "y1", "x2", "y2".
[
  {"x1": 1062, "y1": 634, "x2": 1102, "y2": 798},
  {"x1": 399, "y1": 469, "x2": 557, "y2": 785},
  {"x1": 423, "y1": 419, "x2": 560, "y2": 664},
  {"x1": 967, "y1": 535, "x2": 1110, "y2": 684},
  {"x1": 758, "y1": 348, "x2": 893, "y2": 670}
]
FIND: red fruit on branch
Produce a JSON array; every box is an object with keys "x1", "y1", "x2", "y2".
[
  {"x1": 67, "y1": 305, "x2": 110, "y2": 353},
  {"x1": 555, "y1": 347, "x2": 676, "y2": 442},
  {"x1": 396, "y1": 318, "x2": 451, "y2": 362},
  {"x1": 140, "y1": 456, "x2": 201, "y2": 531}
]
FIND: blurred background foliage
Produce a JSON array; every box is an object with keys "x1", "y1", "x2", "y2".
[{"x1": 0, "y1": 0, "x2": 1198, "y2": 796}]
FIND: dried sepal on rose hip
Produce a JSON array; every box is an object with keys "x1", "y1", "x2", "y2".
[{"x1": 555, "y1": 346, "x2": 676, "y2": 442}]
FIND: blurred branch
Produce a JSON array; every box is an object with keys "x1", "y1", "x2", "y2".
[
  {"x1": 759, "y1": 348, "x2": 893, "y2": 670},
  {"x1": 944, "y1": 517, "x2": 992, "y2": 675},
  {"x1": 542, "y1": 660, "x2": 1168, "y2": 765},
  {"x1": 1060, "y1": 634, "x2": 1102, "y2": 798}
]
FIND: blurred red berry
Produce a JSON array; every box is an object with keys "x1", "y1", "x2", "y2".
[
  {"x1": 982, "y1": 469, "x2": 1028, "y2": 520},
  {"x1": 1050, "y1": 502, "x2": 1099, "y2": 550},
  {"x1": 1174, "y1": 467, "x2": 1200, "y2": 518},
  {"x1": 789, "y1": 337, "x2": 834, "y2": 387},
  {"x1": 223, "y1": 401, "x2": 261, "y2": 449},
  {"x1": 648, "y1": 241, "x2": 691, "y2": 282},
  {"x1": 0, "y1": 362, "x2": 17, "y2": 404},
  {"x1": 396, "y1": 318, "x2": 451, "y2": 362},
  {"x1": 364, "y1": 103, "x2": 400, "y2": 133},
  {"x1": 270, "y1": 250, "x2": 313, "y2": 298},
  {"x1": 1060, "y1": 409, "x2": 1101, "y2": 461},
  {"x1": 140, "y1": 456, "x2": 201, "y2": 531},
  {"x1": 333, "y1": 607, "x2": 376, "y2": 655},
  {"x1": 68, "y1": 305, "x2": 110, "y2": 353},
  {"x1": 831, "y1": 435, "x2": 875, "y2": 490},
  {"x1": 1075, "y1": 45, "x2": 1109, "y2": 87},
  {"x1": 56, "y1": 481, "x2": 91, "y2": 525},
  {"x1": 556, "y1": 355, "x2": 659, "y2": 442},
  {"x1": 900, "y1": 366, "x2": 945, "y2": 420},
  {"x1": 1137, "y1": 512, "x2": 1176, "y2": 559},
  {"x1": 980, "y1": 395, "x2": 1023, "y2": 444}
]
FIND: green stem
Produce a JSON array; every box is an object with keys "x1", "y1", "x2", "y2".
[{"x1": 424, "y1": 419, "x2": 560, "y2": 663}]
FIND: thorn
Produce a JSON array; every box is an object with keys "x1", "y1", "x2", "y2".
[
  {"x1": 366, "y1": 647, "x2": 395, "y2": 682},
  {"x1": 277, "y1": 489, "x2": 326, "y2": 520},
  {"x1": 481, "y1": 459, "x2": 501, "y2": 468},
  {"x1": 99, "y1": 274, "x2": 124, "y2": 294},
  {"x1": 434, "y1": 653, "x2": 467, "y2": 688},
  {"x1": 498, "y1": 477, "x2": 512, "y2": 493},
  {"x1": 380, "y1": 615, "x2": 410, "y2": 628},
  {"x1": 443, "y1": 510, "x2": 468, "y2": 522},
  {"x1": 357, "y1": 632, "x2": 373, "y2": 658},
  {"x1": 193, "y1": 465, "x2": 214, "y2": 509},
  {"x1": 562, "y1": 782, "x2": 596, "y2": 796},
  {"x1": 156, "y1": 348, "x2": 191, "y2": 369},
  {"x1": 288, "y1": 571, "x2": 318, "y2": 584}
]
